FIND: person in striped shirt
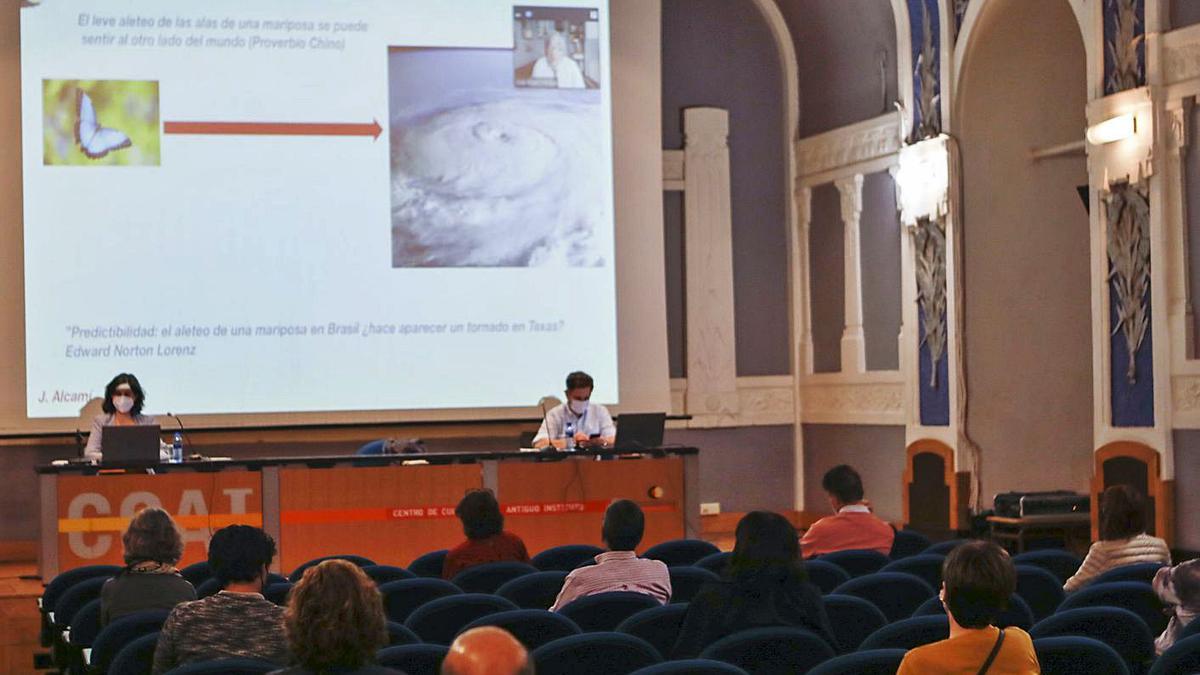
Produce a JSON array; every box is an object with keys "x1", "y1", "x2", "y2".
[{"x1": 550, "y1": 500, "x2": 671, "y2": 610}]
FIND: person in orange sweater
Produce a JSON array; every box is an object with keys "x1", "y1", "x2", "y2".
[{"x1": 800, "y1": 465, "x2": 894, "y2": 558}]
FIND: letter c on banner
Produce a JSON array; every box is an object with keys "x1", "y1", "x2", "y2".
[
  {"x1": 68, "y1": 492, "x2": 112, "y2": 560},
  {"x1": 120, "y1": 491, "x2": 163, "y2": 516}
]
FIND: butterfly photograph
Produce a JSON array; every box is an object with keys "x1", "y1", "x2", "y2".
[{"x1": 42, "y1": 79, "x2": 160, "y2": 166}]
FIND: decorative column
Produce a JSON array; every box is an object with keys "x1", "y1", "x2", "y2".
[
  {"x1": 836, "y1": 175, "x2": 867, "y2": 374},
  {"x1": 682, "y1": 107, "x2": 739, "y2": 426}
]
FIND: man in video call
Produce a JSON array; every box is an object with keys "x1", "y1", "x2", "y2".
[{"x1": 532, "y1": 371, "x2": 616, "y2": 450}]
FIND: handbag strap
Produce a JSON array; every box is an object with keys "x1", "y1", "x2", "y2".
[{"x1": 977, "y1": 628, "x2": 1006, "y2": 675}]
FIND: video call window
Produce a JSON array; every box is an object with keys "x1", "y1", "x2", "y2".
[{"x1": 513, "y1": 6, "x2": 600, "y2": 89}]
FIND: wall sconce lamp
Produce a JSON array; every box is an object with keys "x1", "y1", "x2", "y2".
[
  {"x1": 1086, "y1": 113, "x2": 1136, "y2": 145},
  {"x1": 894, "y1": 134, "x2": 951, "y2": 227}
]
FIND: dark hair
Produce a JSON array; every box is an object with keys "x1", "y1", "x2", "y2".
[
  {"x1": 821, "y1": 465, "x2": 864, "y2": 504},
  {"x1": 602, "y1": 499, "x2": 645, "y2": 551},
  {"x1": 101, "y1": 373, "x2": 146, "y2": 416},
  {"x1": 1174, "y1": 560, "x2": 1200, "y2": 609},
  {"x1": 941, "y1": 540, "x2": 1015, "y2": 629},
  {"x1": 1099, "y1": 485, "x2": 1147, "y2": 541},
  {"x1": 456, "y1": 489, "x2": 504, "y2": 540},
  {"x1": 285, "y1": 560, "x2": 387, "y2": 671},
  {"x1": 208, "y1": 525, "x2": 276, "y2": 587},
  {"x1": 565, "y1": 371, "x2": 594, "y2": 392},
  {"x1": 122, "y1": 507, "x2": 184, "y2": 566},
  {"x1": 728, "y1": 511, "x2": 808, "y2": 585}
]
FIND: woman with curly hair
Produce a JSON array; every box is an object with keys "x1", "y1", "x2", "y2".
[
  {"x1": 270, "y1": 559, "x2": 401, "y2": 675},
  {"x1": 100, "y1": 507, "x2": 195, "y2": 625}
]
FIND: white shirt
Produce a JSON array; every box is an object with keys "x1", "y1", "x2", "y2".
[
  {"x1": 532, "y1": 401, "x2": 615, "y2": 445},
  {"x1": 531, "y1": 56, "x2": 586, "y2": 88}
]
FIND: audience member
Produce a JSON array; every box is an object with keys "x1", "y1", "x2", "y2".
[
  {"x1": 442, "y1": 489, "x2": 530, "y2": 579},
  {"x1": 897, "y1": 541, "x2": 1040, "y2": 674},
  {"x1": 152, "y1": 525, "x2": 288, "y2": 674},
  {"x1": 1153, "y1": 558, "x2": 1200, "y2": 655},
  {"x1": 551, "y1": 499, "x2": 671, "y2": 610},
  {"x1": 672, "y1": 511, "x2": 836, "y2": 658},
  {"x1": 442, "y1": 626, "x2": 533, "y2": 675},
  {"x1": 800, "y1": 465, "x2": 895, "y2": 558},
  {"x1": 1063, "y1": 485, "x2": 1171, "y2": 592},
  {"x1": 269, "y1": 560, "x2": 400, "y2": 675},
  {"x1": 100, "y1": 507, "x2": 195, "y2": 625}
]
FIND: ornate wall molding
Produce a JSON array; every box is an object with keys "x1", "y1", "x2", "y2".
[
  {"x1": 1163, "y1": 24, "x2": 1200, "y2": 84},
  {"x1": 795, "y1": 112, "x2": 902, "y2": 179},
  {"x1": 799, "y1": 375, "x2": 906, "y2": 425},
  {"x1": 669, "y1": 376, "x2": 794, "y2": 428}
]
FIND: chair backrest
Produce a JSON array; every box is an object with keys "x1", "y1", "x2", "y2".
[
  {"x1": 1149, "y1": 633, "x2": 1200, "y2": 675},
  {"x1": 880, "y1": 553, "x2": 945, "y2": 591},
  {"x1": 42, "y1": 565, "x2": 121, "y2": 619},
  {"x1": 195, "y1": 577, "x2": 221, "y2": 599},
  {"x1": 1015, "y1": 564, "x2": 1066, "y2": 622},
  {"x1": 557, "y1": 591, "x2": 663, "y2": 632},
  {"x1": 910, "y1": 593, "x2": 1036, "y2": 630},
  {"x1": 629, "y1": 659, "x2": 749, "y2": 675},
  {"x1": 403, "y1": 593, "x2": 518, "y2": 644},
  {"x1": 264, "y1": 582, "x2": 292, "y2": 606},
  {"x1": 362, "y1": 564, "x2": 416, "y2": 585},
  {"x1": 923, "y1": 539, "x2": 970, "y2": 556},
  {"x1": 496, "y1": 570, "x2": 569, "y2": 610},
  {"x1": 890, "y1": 530, "x2": 933, "y2": 559},
  {"x1": 356, "y1": 439, "x2": 387, "y2": 455},
  {"x1": 859, "y1": 615, "x2": 950, "y2": 651},
  {"x1": 1181, "y1": 614, "x2": 1200, "y2": 641},
  {"x1": 532, "y1": 544, "x2": 606, "y2": 572},
  {"x1": 1033, "y1": 636, "x2": 1130, "y2": 675},
  {"x1": 450, "y1": 561, "x2": 539, "y2": 594},
  {"x1": 387, "y1": 620, "x2": 421, "y2": 646},
  {"x1": 1012, "y1": 549, "x2": 1083, "y2": 584},
  {"x1": 1057, "y1": 580, "x2": 1168, "y2": 635},
  {"x1": 818, "y1": 549, "x2": 891, "y2": 578},
  {"x1": 615, "y1": 602, "x2": 690, "y2": 659},
  {"x1": 376, "y1": 643, "x2": 448, "y2": 675},
  {"x1": 408, "y1": 549, "x2": 450, "y2": 578},
  {"x1": 532, "y1": 632, "x2": 662, "y2": 675},
  {"x1": 179, "y1": 561, "x2": 211, "y2": 587},
  {"x1": 108, "y1": 631, "x2": 159, "y2": 675},
  {"x1": 821, "y1": 593, "x2": 888, "y2": 653},
  {"x1": 642, "y1": 539, "x2": 721, "y2": 567},
  {"x1": 90, "y1": 608, "x2": 171, "y2": 673},
  {"x1": 460, "y1": 608, "x2": 581, "y2": 650},
  {"x1": 804, "y1": 560, "x2": 852, "y2": 595},
  {"x1": 162, "y1": 657, "x2": 279, "y2": 674},
  {"x1": 699, "y1": 626, "x2": 836, "y2": 674},
  {"x1": 1029, "y1": 606, "x2": 1155, "y2": 671},
  {"x1": 1094, "y1": 562, "x2": 1168, "y2": 586},
  {"x1": 54, "y1": 576, "x2": 110, "y2": 628},
  {"x1": 66, "y1": 598, "x2": 102, "y2": 647},
  {"x1": 831, "y1": 572, "x2": 934, "y2": 622},
  {"x1": 667, "y1": 566, "x2": 720, "y2": 603},
  {"x1": 379, "y1": 577, "x2": 463, "y2": 623},
  {"x1": 288, "y1": 554, "x2": 376, "y2": 582},
  {"x1": 694, "y1": 551, "x2": 732, "y2": 576},
  {"x1": 807, "y1": 648, "x2": 908, "y2": 675}
]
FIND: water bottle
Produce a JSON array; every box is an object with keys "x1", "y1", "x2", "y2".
[
  {"x1": 563, "y1": 421, "x2": 576, "y2": 451},
  {"x1": 172, "y1": 432, "x2": 183, "y2": 463}
]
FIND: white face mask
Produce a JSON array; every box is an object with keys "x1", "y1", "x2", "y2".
[
  {"x1": 569, "y1": 399, "x2": 588, "y2": 415},
  {"x1": 112, "y1": 395, "x2": 135, "y2": 414}
]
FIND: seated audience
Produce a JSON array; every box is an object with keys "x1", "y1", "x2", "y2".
[
  {"x1": 897, "y1": 541, "x2": 1040, "y2": 674},
  {"x1": 152, "y1": 525, "x2": 288, "y2": 674},
  {"x1": 800, "y1": 464, "x2": 895, "y2": 557},
  {"x1": 672, "y1": 511, "x2": 836, "y2": 658},
  {"x1": 442, "y1": 626, "x2": 533, "y2": 675},
  {"x1": 442, "y1": 489, "x2": 530, "y2": 579},
  {"x1": 550, "y1": 499, "x2": 671, "y2": 610},
  {"x1": 269, "y1": 560, "x2": 400, "y2": 675},
  {"x1": 1153, "y1": 558, "x2": 1200, "y2": 655},
  {"x1": 1063, "y1": 485, "x2": 1171, "y2": 592},
  {"x1": 100, "y1": 507, "x2": 196, "y2": 625}
]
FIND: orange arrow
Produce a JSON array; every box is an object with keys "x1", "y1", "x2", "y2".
[{"x1": 164, "y1": 119, "x2": 382, "y2": 140}]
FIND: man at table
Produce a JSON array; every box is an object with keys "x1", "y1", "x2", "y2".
[{"x1": 531, "y1": 371, "x2": 616, "y2": 450}]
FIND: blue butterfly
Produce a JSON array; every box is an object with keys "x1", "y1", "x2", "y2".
[{"x1": 74, "y1": 89, "x2": 132, "y2": 159}]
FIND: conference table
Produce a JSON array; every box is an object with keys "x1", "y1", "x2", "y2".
[{"x1": 35, "y1": 447, "x2": 699, "y2": 579}]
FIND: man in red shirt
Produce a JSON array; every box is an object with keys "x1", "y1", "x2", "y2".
[
  {"x1": 800, "y1": 465, "x2": 894, "y2": 558},
  {"x1": 442, "y1": 489, "x2": 530, "y2": 579}
]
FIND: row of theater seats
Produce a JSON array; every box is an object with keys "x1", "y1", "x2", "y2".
[{"x1": 38, "y1": 537, "x2": 1200, "y2": 674}]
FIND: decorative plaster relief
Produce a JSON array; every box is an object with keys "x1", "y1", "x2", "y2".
[
  {"x1": 668, "y1": 377, "x2": 794, "y2": 427},
  {"x1": 1173, "y1": 375, "x2": 1200, "y2": 412},
  {"x1": 801, "y1": 379, "x2": 906, "y2": 424},
  {"x1": 1165, "y1": 41, "x2": 1200, "y2": 83},
  {"x1": 1104, "y1": 181, "x2": 1151, "y2": 384},
  {"x1": 795, "y1": 113, "x2": 902, "y2": 178}
]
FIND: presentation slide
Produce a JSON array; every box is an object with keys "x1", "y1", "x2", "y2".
[{"x1": 20, "y1": 0, "x2": 617, "y2": 418}]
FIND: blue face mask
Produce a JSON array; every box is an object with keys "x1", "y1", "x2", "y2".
[{"x1": 569, "y1": 399, "x2": 588, "y2": 415}]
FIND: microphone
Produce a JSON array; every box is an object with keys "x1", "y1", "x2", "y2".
[
  {"x1": 75, "y1": 428, "x2": 84, "y2": 459},
  {"x1": 166, "y1": 412, "x2": 195, "y2": 459},
  {"x1": 536, "y1": 396, "x2": 557, "y2": 452}
]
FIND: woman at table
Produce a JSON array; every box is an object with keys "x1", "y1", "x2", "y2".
[{"x1": 84, "y1": 372, "x2": 166, "y2": 462}]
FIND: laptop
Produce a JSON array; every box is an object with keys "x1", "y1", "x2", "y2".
[
  {"x1": 102, "y1": 425, "x2": 162, "y2": 465},
  {"x1": 612, "y1": 413, "x2": 666, "y2": 451}
]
